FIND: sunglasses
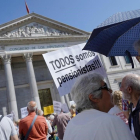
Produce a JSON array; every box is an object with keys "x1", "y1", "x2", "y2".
[{"x1": 94, "y1": 83, "x2": 110, "y2": 92}]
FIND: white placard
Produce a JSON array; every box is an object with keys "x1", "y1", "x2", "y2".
[
  {"x1": 6, "y1": 114, "x2": 14, "y2": 121},
  {"x1": 61, "y1": 103, "x2": 69, "y2": 113},
  {"x1": 43, "y1": 43, "x2": 106, "y2": 96},
  {"x1": 21, "y1": 107, "x2": 28, "y2": 118},
  {"x1": 53, "y1": 101, "x2": 62, "y2": 114}
]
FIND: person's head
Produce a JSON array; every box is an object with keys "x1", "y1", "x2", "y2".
[
  {"x1": 120, "y1": 74, "x2": 140, "y2": 102},
  {"x1": 70, "y1": 104, "x2": 76, "y2": 115},
  {"x1": 49, "y1": 114, "x2": 55, "y2": 123},
  {"x1": 46, "y1": 114, "x2": 50, "y2": 120},
  {"x1": 113, "y1": 91, "x2": 122, "y2": 110},
  {"x1": 27, "y1": 101, "x2": 37, "y2": 113},
  {"x1": 134, "y1": 39, "x2": 140, "y2": 55},
  {"x1": 71, "y1": 73, "x2": 113, "y2": 113},
  {"x1": 36, "y1": 109, "x2": 44, "y2": 116}
]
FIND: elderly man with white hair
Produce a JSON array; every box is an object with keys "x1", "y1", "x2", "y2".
[
  {"x1": 64, "y1": 73, "x2": 136, "y2": 140},
  {"x1": 19, "y1": 101, "x2": 48, "y2": 140},
  {"x1": 120, "y1": 73, "x2": 140, "y2": 140}
]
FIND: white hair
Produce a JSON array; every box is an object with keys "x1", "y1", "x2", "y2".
[
  {"x1": 49, "y1": 114, "x2": 55, "y2": 120},
  {"x1": 134, "y1": 39, "x2": 140, "y2": 52},
  {"x1": 71, "y1": 73, "x2": 104, "y2": 113},
  {"x1": 124, "y1": 74, "x2": 140, "y2": 92},
  {"x1": 36, "y1": 109, "x2": 44, "y2": 116},
  {"x1": 27, "y1": 102, "x2": 37, "y2": 112}
]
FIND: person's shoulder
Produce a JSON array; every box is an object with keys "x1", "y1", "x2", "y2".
[
  {"x1": 37, "y1": 116, "x2": 46, "y2": 121},
  {"x1": 1, "y1": 117, "x2": 15, "y2": 127},
  {"x1": 20, "y1": 116, "x2": 27, "y2": 121},
  {"x1": 101, "y1": 113, "x2": 124, "y2": 125},
  {"x1": 60, "y1": 113, "x2": 70, "y2": 118},
  {"x1": 87, "y1": 109, "x2": 120, "y2": 122},
  {"x1": 64, "y1": 113, "x2": 70, "y2": 117},
  {"x1": 20, "y1": 115, "x2": 30, "y2": 123},
  {"x1": 37, "y1": 115, "x2": 45, "y2": 118},
  {"x1": 108, "y1": 106, "x2": 121, "y2": 115},
  {"x1": 2, "y1": 116, "x2": 12, "y2": 122},
  {"x1": 108, "y1": 106, "x2": 115, "y2": 113}
]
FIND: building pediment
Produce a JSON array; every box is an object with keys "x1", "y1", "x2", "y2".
[
  {"x1": 0, "y1": 22, "x2": 72, "y2": 38},
  {"x1": 0, "y1": 13, "x2": 90, "y2": 39}
]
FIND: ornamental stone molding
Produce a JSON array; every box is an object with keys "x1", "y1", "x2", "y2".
[
  {"x1": 1, "y1": 54, "x2": 11, "y2": 64},
  {"x1": 23, "y1": 53, "x2": 33, "y2": 62},
  {"x1": 0, "y1": 23, "x2": 72, "y2": 38}
]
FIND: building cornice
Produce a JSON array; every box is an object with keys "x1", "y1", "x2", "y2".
[{"x1": 0, "y1": 35, "x2": 89, "y2": 46}]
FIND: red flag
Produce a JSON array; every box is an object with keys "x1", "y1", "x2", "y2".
[{"x1": 25, "y1": 1, "x2": 30, "y2": 14}]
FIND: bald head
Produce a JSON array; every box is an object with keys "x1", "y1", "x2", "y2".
[{"x1": 27, "y1": 101, "x2": 37, "y2": 112}]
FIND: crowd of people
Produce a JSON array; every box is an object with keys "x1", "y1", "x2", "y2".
[
  {"x1": 0, "y1": 100, "x2": 76, "y2": 140},
  {"x1": 64, "y1": 73, "x2": 140, "y2": 140},
  {"x1": 1, "y1": 72, "x2": 140, "y2": 140}
]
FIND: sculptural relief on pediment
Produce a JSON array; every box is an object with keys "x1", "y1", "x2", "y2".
[{"x1": 0, "y1": 22, "x2": 74, "y2": 38}]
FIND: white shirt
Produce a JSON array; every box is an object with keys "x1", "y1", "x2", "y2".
[
  {"x1": 63, "y1": 109, "x2": 137, "y2": 140},
  {"x1": 0, "y1": 116, "x2": 17, "y2": 140},
  {"x1": 108, "y1": 106, "x2": 128, "y2": 124},
  {"x1": 46, "y1": 119, "x2": 52, "y2": 139},
  {"x1": 108, "y1": 105, "x2": 122, "y2": 115}
]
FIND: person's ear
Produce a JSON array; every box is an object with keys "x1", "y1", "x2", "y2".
[
  {"x1": 88, "y1": 94, "x2": 100, "y2": 103},
  {"x1": 127, "y1": 86, "x2": 132, "y2": 93}
]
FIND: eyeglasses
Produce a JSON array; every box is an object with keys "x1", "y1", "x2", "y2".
[{"x1": 94, "y1": 83, "x2": 111, "y2": 92}]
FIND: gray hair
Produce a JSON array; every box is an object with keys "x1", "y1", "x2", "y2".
[
  {"x1": 36, "y1": 109, "x2": 44, "y2": 116},
  {"x1": 134, "y1": 39, "x2": 140, "y2": 52},
  {"x1": 71, "y1": 73, "x2": 104, "y2": 113},
  {"x1": 27, "y1": 102, "x2": 37, "y2": 112},
  {"x1": 49, "y1": 114, "x2": 55, "y2": 120},
  {"x1": 124, "y1": 74, "x2": 140, "y2": 94}
]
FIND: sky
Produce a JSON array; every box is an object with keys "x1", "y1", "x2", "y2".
[{"x1": 1, "y1": 0, "x2": 140, "y2": 32}]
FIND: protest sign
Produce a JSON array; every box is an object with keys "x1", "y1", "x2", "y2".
[
  {"x1": 61, "y1": 103, "x2": 69, "y2": 113},
  {"x1": 6, "y1": 114, "x2": 14, "y2": 121},
  {"x1": 43, "y1": 43, "x2": 106, "y2": 96},
  {"x1": 21, "y1": 107, "x2": 28, "y2": 118},
  {"x1": 43, "y1": 105, "x2": 54, "y2": 115},
  {"x1": 53, "y1": 101, "x2": 62, "y2": 114}
]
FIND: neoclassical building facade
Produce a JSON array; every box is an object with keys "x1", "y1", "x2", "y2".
[{"x1": 0, "y1": 13, "x2": 89, "y2": 120}]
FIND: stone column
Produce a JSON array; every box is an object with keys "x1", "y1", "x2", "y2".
[
  {"x1": 64, "y1": 94, "x2": 70, "y2": 109},
  {"x1": 60, "y1": 96, "x2": 65, "y2": 104},
  {"x1": 24, "y1": 53, "x2": 41, "y2": 109},
  {"x1": 1, "y1": 55, "x2": 18, "y2": 120}
]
